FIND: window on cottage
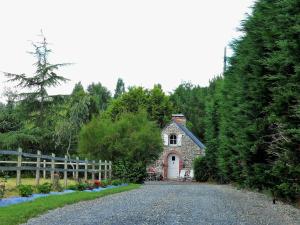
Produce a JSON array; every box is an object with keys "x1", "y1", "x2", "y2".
[{"x1": 169, "y1": 134, "x2": 177, "y2": 145}]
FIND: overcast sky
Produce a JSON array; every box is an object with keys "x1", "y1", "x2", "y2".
[{"x1": 0, "y1": 0, "x2": 255, "y2": 101}]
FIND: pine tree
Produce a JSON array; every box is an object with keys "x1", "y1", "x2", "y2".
[{"x1": 4, "y1": 32, "x2": 70, "y2": 127}]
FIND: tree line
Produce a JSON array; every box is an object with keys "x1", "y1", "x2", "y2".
[{"x1": 175, "y1": 0, "x2": 299, "y2": 202}]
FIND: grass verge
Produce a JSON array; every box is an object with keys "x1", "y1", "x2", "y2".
[{"x1": 0, "y1": 183, "x2": 140, "y2": 225}]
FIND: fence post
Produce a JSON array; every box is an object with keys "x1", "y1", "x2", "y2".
[
  {"x1": 51, "y1": 153, "x2": 55, "y2": 183},
  {"x1": 104, "y1": 160, "x2": 107, "y2": 180},
  {"x1": 98, "y1": 160, "x2": 102, "y2": 181},
  {"x1": 64, "y1": 155, "x2": 68, "y2": 187},
  {"x1": 43, "y1": 160, "x2": 46, "y2": 179},
  {"x1": 75, "y1": 157, "x2": 79, "y2": 181},
  {"x1": 92, "y1": 160, "x2": 95, "y2": 181},
  {"x1": 109, "y1": 161, "x2": 112, "y2": 179},
  {"x1": 84, "y1": 158, "x2": 88, "y2": 181},
  {"x1": 35, "y1": 150, "x2": 41, "y2": 186},
  {"x1": 16, "y1": 147, "x2": 22, "y2": 186}
]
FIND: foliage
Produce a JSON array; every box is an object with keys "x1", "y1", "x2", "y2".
[
  {"x1": 4, "y1": 32, "x2": 70, "y2": 128},
  {"x1": 0, "y1": 184, "x2": 140, "y2": 225},
  {"x1": 106, "y1": 85, "x2": 173, "y2": 128},
  {"x1": 36, "y1": 183, "x2": 52, "y2": 194},
  {"x1": 76, "y1": 182, "x2": 90, "y2": 191},
  {"x1": 113, "y1": 160, "x2": 147, "y2": 183},
  {"x1": 177, "y1": 0, "x2": 300, "y2": 201},
  {"x1": 111, "y1": 179, "x2": 123, "y2": 186},
  {"x1": 273, "y1": 183, "x2": 300, "y2": 202},
  {"x1": 79, "y1": 110, "x2": 163, "y2": 160},
  {"x1": 193, "y1": 157, "x2": 209, "y2": 182},
  {"x1": 79, "y1": 111, "x2": 162, "y2": 183},
  {"x1": 170, "y1": 82, "x2": 207, "y2": 139},
  {"x1": 66, "y1": 184, "x2": 78, "y2": 191},
  {"x1": 100, "y1": 179, "x2": 111, "y2": 188},
  {"x1": 0, "y1": 33, "x2": 70, "y2": 154},
  {"x1": 114, "y1": 78, "x2": 126, "y2": 98},
  {"x1": 67, "y1": 181, "x2": 92, "y2": 191},
  {"x1": 17, "y1": 185, "x2": 33, "y2": 197},
  {"x1": 54, "y1": 83, "x2": 90, "y2": 156},
  {"x1": 87, "y1": 82, "x2": 111, "y2": 115}
]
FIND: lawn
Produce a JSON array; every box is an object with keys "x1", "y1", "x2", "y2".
[
  {"x1": 0, "y1": 183, "x2": 140, "y2": 225},
  {"x1": 4, "y1": 178, "x2": 77, "y2": 197}
]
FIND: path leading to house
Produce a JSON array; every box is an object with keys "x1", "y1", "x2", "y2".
[{"x1": 24, "y1": 182, "x2": 300, "y2": 225}]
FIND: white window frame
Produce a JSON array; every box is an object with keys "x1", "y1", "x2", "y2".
[{"x1": 169, "y1": 134, "x2": 177, "y2": 146}]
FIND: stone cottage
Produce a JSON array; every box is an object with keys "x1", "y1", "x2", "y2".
[{"x1": 149, "y1": 114, "x2": 205, "y2": 180}]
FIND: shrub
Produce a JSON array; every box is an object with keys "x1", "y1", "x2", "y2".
[
  {"x1": 67, "y1": 185, "x2": 78, "y2": 191},
  {"x1": 111, "y1": 179, "x2": 122, "y2": 186},
  {"x1": 79, "y1": 110, "x2": 163, "y2": 184},
  {"x1": 18, "y1": 185, "x2": 33, "y2": 197},
  {"x1": 77, "y1": 182, "x2": 89, "y2": 191},
  {"x1": 193, "y1": 157, "x2": 209, "y2": 182},
  {"x1": 36, "y1": 183, "x2": 52, "y2": 194},
  {"x1": 100, "y1": 180, "x2": 109, "y2": 188},
  {"x1": 85, "y1": 181, "x2": 94, "y2": 190},
  {"x1": 273, "y1": 183, "x2": 300, "y2": 202},
  {"x1": 113, "y1": 160, "x2": 147, "y2": 183},
  {"x1": 67, "y1": 182, "x2": 93, "y2": 191}
]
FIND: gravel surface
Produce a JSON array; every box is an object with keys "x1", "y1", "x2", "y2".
[{"x1": 24, "y1": 183, "x2": 300, "y2": 225}]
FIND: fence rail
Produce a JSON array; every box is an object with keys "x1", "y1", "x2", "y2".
[{"x1": 0, "y1": 148, "x2": 112, "y2": 187}]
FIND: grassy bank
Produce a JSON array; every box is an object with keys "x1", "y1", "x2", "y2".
[{"x1": 0, "y1": 183, "x2": 140, "y2": 225}]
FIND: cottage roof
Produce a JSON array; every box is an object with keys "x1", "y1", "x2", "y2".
[{"x1": 174, "y1": 122, "x2": 206, "y2": 149}]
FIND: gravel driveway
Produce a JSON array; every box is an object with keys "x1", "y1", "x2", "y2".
[{"x1": 24, "y1": 183, "x2": 300, "y2": 225}]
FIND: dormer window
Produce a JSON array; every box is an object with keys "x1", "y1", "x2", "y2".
[{"x1": 169, "y1": 134, "x2": 177, "y2": 145}]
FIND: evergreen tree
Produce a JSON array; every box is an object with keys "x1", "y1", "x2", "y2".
[
  {"x1": 4, "y1": 33, "x2": 70, "y2": 127},
  {"x1": 87, "y1": 82, "x2": 111, "y2": 115},
  {"x1": 114, "y1": 78, "x2": 125, "y2": 98},
  {"x1": 170, "y1": 82, "x2": 207, "y2": 139}
]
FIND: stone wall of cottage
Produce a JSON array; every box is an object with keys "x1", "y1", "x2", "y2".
[{"x1": 152, "y1": 122, "x2": 204, "y2": 177}]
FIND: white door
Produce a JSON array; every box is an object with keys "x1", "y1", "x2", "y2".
[{"x1": 168, "y1": 154, "x2": 179, "y2": 179}]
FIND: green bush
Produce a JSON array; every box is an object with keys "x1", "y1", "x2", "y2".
[
  {"x1": 36, "y1": 183, "x2": 52, "y2": 194},
  {"x1": 67, "y1": 185, "x2": 78, "y2": 191},
  {"x1": 193, "y1": 157, "x2": 209, "y2": 182},
  {"x1": 273, "y1": 183, "x2": 300, "y2": 202},
  {"x1": 18, "y1": 185, "x2": 33, "y2": 197},
  {"x1": 100, "y1": 180, "x2": 110, "y2": 188},
  {"x1": 76, "y1": 182, "x2": 89, "y2": 191},
  {"x1": 113, "y1": 160, "x2": 147, "y2": 183},
  {"x1": 111, "y1": 179, "x2": 123, "y2": 186},
  {"x1": 79, "y1": 110, "x2": 163, "y2": 184},
  {"x1": 67, "y1": 182, "x2": 93, "y2": 191}
]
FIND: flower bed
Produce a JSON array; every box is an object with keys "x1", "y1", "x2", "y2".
[{"x1": 0, "y1": 183, "x2": 128, "y2": 207}]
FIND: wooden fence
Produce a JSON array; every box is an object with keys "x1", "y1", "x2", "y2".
[{"x1": 0, "y1": 148, "x2": 112, "y2": 187}]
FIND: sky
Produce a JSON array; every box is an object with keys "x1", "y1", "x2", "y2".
[{"x1": 0, "y1": 0, "x2": 255, "y2": 101}]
